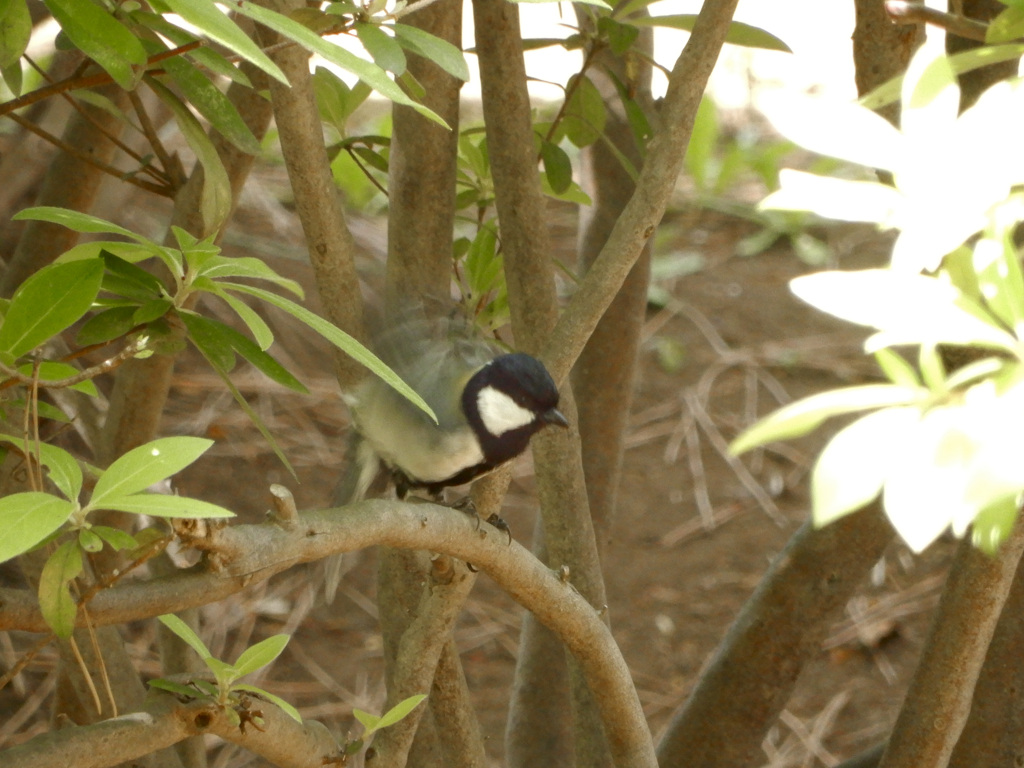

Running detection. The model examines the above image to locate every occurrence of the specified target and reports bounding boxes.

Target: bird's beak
[542,408,569,428]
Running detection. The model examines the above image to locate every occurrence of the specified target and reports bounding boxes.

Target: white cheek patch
[477,386,535,436]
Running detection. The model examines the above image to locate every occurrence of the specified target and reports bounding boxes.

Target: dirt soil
[0,190,956,767]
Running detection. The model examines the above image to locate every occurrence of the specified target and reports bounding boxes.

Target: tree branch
[2,689,341,768]
[1,499,657,768]
[542,0,741,386]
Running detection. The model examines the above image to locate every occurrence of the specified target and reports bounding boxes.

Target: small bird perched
[335,315,568,506]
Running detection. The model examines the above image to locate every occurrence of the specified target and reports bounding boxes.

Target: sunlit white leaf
[762,95,901,171]
[812,406,919,527]
[761,170,900,224]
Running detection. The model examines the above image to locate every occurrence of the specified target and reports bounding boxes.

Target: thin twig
[0,336,150,391]
[885,1,991,41]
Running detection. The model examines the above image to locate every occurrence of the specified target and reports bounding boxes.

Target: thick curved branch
[542,0,741,386]
[0,500,656,768]
[2,689,341,768]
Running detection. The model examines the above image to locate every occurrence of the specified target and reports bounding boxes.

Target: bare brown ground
[0,182,957,767]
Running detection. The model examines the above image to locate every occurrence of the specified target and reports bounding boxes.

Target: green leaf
[597,16,639,57]
[376,694,427,730]
[13,207,148,242]
[0,492,75,564]
[353,708,380,732]
[148,78,232,236]
[133,299,173,325]
[2,57,22,95]
[220,282,437,422]
[232,684,302,722]
[464,223,504,299]
[229,1,446,127]
[91,437,214,505]
[812,407,919,527]
[158,613,213,660]
[988,4,1024,43]
[43,0,146,89]
[101,250,166,302]
[0,0,31,69]
[180,312,306,392]
[0,435,83,501]
[0,259,104,361]
[233,634,289,677]
[623,15,790,52]
[210,288,274,351]
[355,22,406,75]
[78,527,103,552]
[160,0,288,84]
[77,306,139,346]
[160,56,261,155]
[685,97,719,191]
[192,255,304,297]
[730,384,924,455]
[971,496,1019,554]
[313,66,355,133]
[874,349,919,388]
[91,525,137,551]
[391,23,469,82]
[38,539,83,637]
[562,74,606,148]
[96,492,235,519]
[540,140,573,194]
[132,10,252,87]
[973,232,1024,332]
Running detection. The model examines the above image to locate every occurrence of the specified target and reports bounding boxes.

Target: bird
[335,317,569,507]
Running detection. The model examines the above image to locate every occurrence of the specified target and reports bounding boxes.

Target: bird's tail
[323,432,381,603]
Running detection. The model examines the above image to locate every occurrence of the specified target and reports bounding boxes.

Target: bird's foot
[486,513,513,546]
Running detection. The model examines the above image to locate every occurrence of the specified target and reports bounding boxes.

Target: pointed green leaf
[77,306,139,346]
[91,525,138,551]
[160,0,288,84]
[623,15,790,52]
[391,23,469,81]
[13,207,148,241]
[193,255,303,296]
[158,613,213,660]
[562,74,606,148]
[874,349,920,388]
[149,678,204,698]
[160,56,261,155]
[353,708,380,731]
[376,694,427,730]
[540,140,573,194]
[78,527,103,552]
[101,250,166,301]
[233,634,289,677]
[39,539,83,637]
[219,282,437,422]
[0,258,104,361]
[0,0,31,69]
[148,78,232,236]
[0,435,83,501]
[132,10,252,87]
[0,492,74,563]
[43,0,146,89]
[730,383,924,455]
[97,492,235,519]
[232,684,302,722]
[971,496,1019,554]
[355,22,406,75]
[213,289,274,351]
[181,312,305,392]
[91,437,214,505]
